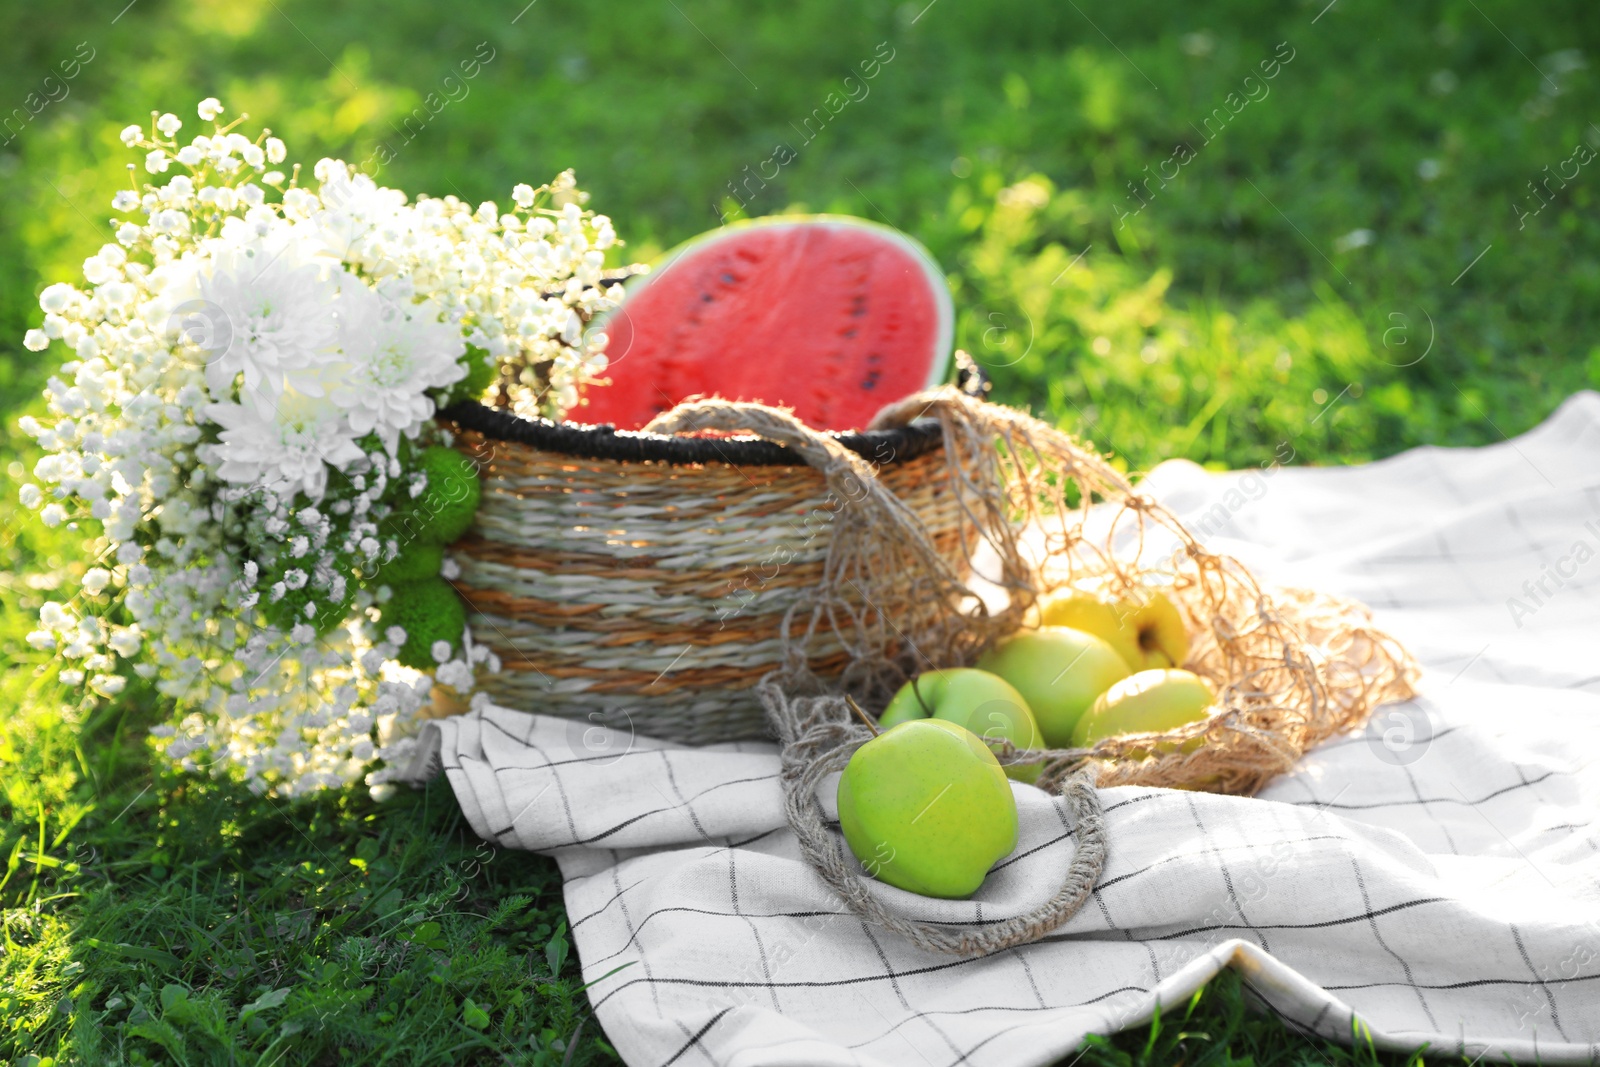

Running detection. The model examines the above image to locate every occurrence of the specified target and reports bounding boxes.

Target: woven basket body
[446,423,970,744]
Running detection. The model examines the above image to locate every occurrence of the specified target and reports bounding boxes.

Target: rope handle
[640,397,962,588]
[759,680,1108,956]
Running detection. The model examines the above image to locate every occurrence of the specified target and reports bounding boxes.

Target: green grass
[2,0,1596,1061]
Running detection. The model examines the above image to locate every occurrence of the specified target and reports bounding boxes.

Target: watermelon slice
[580,216,953,431]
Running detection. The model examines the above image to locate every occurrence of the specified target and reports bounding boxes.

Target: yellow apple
[1071,668,1216,747]
[1038,587,1190,671]
[1128,592,1189,668]
[879,668,1045,782]
[975,627,1130,746]
[1037,591,1141,668]
[1141,648,1175,670]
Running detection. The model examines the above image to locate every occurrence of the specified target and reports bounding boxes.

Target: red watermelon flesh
[580,217,953,431]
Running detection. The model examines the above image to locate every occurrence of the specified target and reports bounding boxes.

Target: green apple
[1037,591,1141,668]
[1039,588,1190,671]
[837,719,1019,898]
[879,668,1045,782]
[976,627,1130,746]
[1071,668,1216,747]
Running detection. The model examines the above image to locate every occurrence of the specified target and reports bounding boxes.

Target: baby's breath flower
[39,283,77,313]
[109,627,142,656]
[82,567,113,595]
[22,98,630,797]
[91,674,127,697]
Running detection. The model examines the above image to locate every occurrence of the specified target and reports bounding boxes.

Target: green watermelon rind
[588,213,955,398]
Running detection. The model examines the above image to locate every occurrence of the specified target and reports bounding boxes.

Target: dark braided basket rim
[437,361,989,468]
[435,400,946,468]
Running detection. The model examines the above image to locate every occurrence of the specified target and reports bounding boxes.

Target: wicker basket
[439,401,974,744]
[438,383,1416,799]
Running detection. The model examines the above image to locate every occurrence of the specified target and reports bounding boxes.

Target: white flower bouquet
[18,98,637,796]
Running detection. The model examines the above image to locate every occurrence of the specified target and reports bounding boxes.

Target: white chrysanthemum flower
[329,282,465,452]
[171,234,342,414]
[204,390,365,500]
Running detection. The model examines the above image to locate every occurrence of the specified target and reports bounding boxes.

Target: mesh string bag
[632,385,1417,953]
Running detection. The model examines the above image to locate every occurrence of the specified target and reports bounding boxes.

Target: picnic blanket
[402,391,1600,1065]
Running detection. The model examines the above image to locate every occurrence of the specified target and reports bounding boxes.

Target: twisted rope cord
[757,678,1108,956]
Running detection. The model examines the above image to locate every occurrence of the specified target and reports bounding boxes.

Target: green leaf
[545,921,569,977]
[408,920,446,950]
[128,1018,188,1060]
[82,938,181,969]
[575,961,636,994]
[373,889,404,917]
[239,986,291,1024]
[461,997,490,1030]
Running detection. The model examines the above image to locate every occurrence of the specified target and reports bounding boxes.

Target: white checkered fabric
[403,391,1600,1066]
